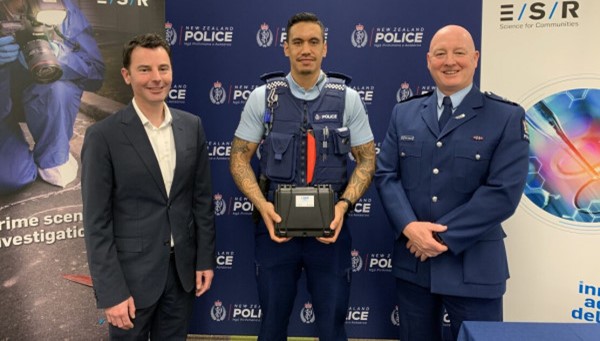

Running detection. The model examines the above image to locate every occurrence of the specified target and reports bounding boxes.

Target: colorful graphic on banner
[525,88,600,224]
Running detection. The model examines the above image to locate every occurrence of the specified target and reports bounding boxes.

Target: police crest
[391,305,400,326]
[300,302,316,324]
[351,24,368,48]
[209,81,227,105]
[210,300,227,321]
[256,23,273,48]
[165,22,177,46]
[351,249,363,272]
[213,193,227,216]
[396,81,413,102]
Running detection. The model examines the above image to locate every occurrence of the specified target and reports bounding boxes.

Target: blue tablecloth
[457,321,600,341]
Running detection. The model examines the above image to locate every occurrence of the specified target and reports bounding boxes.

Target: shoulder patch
[522,118,530,142]
[399,91,433,103]
[484,91,519,106]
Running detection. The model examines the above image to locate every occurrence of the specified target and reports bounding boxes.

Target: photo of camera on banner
[1,0,71,83]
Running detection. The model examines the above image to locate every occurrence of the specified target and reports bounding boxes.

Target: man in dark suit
[81,33,215,340]
[375,25,529,340]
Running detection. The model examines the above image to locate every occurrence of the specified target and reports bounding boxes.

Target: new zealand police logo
[391,306,400,326]
[300,302,316,324]
[256,22,273,48]
[213,193,227,216]
[209,81,227,105]
[351,23,368,48]
[396,81,414,102]
[165,22,177,46]
[210,300,227,321]
[351,249,363,272]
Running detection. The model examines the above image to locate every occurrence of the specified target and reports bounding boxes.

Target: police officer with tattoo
[229,12,375,341]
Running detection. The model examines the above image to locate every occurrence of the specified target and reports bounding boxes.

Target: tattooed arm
[318,140,376,244]
[229,137,289,242]
[342,141,376,206]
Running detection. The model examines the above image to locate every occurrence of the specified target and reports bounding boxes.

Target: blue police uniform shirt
[234,71,374,146]
[435,84,472,119]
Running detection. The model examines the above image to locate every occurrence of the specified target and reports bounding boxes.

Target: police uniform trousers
[254,221,352,341]
[395,278,503,341]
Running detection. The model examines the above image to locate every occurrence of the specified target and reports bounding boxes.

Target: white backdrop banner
[482,0,600,324]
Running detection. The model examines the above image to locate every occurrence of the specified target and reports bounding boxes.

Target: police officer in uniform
[375,25,529,340]
[230,12,375,341]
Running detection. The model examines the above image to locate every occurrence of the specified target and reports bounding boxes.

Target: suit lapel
[171,110,187,195]
[120,104,168,199]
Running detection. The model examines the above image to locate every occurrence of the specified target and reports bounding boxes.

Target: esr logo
[500,1,579,21]
[97,0,148,6]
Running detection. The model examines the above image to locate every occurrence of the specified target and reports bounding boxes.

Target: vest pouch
[264,132,296,182]
[333,127,351,155]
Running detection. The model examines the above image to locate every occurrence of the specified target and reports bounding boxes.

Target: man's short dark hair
[286,12,325,42]
[122,33,171,69]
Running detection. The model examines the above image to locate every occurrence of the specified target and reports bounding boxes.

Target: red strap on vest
[306,130,316,184]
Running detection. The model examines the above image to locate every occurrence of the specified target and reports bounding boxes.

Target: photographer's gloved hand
[0,35,20,65]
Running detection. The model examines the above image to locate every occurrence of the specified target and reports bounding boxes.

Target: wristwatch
[337,197,354,212]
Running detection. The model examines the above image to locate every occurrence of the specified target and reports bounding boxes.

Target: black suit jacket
[82,103,215,309]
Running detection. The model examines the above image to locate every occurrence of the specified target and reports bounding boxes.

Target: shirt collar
[132,98,173,128]
[436,83,473,109]
[286,71,326,100]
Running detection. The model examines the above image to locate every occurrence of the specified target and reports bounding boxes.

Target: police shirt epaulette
[399,91,433,103]
[260,71,286,82]
[326,71,352,85]
[484,91,519,106]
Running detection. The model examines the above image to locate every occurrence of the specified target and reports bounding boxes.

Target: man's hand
[317,200,347,244]
[195,270,214,297]
[0,36,19,65]
[258,201,290,243]
[105,296,136,330]
[403,221,448,261]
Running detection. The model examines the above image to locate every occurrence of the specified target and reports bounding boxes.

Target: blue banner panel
[166,1,481,337]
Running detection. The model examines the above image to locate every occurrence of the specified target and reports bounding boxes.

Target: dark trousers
[396,278,503,341]
[108,254,195,340]
[255,224,352,341]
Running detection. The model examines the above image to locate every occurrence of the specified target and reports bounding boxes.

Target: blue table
[457,321,600,341]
